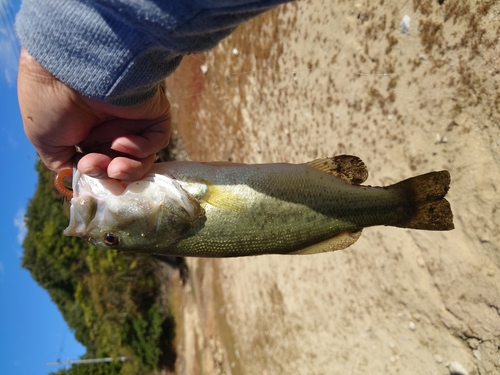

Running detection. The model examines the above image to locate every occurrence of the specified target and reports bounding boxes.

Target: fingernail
[83,166,106,178]
[110,170,131,180]
[110,140,128,153]
[110,141,120,151]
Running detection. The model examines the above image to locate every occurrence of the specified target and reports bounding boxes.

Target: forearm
[16,0,292,106]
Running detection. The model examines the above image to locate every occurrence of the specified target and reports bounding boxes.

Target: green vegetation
[23,161,177,375]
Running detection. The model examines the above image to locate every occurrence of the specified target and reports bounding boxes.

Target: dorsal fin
[306,155,368,185]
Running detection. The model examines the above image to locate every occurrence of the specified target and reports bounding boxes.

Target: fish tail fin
[391,170,454,231]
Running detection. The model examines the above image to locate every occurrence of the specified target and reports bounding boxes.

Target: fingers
[76,115,170,180]
[110,131,170,159]
[77,153,113,178]
[77,88,172,179]
[33,144,76,172]
[107,154,157,180]
[42,148,76,172]
[78,152,156,180]
[78,117,170,159]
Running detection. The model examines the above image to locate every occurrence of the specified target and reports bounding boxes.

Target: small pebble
[232,47,239,56]
[435,133,448,144]
[448,361,469,375]
[200,64,208,74]
[400,15,411,34]
[408,321,416,331]
[434,354,443,363]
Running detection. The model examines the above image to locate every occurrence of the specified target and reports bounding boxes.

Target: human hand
[17,48,171,180]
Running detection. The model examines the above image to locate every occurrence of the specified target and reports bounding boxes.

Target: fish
[57,155,454,257]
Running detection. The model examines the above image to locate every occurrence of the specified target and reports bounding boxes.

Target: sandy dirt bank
[164,1,500,374]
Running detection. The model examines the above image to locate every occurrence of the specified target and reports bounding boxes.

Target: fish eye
[103,232,120,246]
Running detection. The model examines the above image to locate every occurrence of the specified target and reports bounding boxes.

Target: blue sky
[0,1,86,374]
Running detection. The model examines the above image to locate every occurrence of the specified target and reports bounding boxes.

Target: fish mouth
[63,166,128,238]
[64,167,85,237]
[63,168,99,237]
[63,200,88,237]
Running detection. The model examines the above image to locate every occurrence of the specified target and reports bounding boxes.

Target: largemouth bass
[58,155,454,257]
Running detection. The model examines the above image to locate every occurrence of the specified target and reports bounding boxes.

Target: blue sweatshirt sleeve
[15,0,292,106]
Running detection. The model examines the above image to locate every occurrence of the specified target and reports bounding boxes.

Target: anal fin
[292,230,363,255]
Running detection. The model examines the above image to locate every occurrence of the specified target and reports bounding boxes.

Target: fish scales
[159,162,412,256]
[60,155,454,257]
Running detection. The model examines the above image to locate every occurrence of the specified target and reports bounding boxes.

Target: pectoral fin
[306,155,368,185]
[292,230,362,254]
[202,183,248,213]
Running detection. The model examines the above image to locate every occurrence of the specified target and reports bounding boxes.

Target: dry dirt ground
[163,1,500,374]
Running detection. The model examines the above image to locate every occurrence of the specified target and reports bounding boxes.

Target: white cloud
[13,208,27,245]
[1,126,18,148]
[0,0,20,86]
[4,64,16,86]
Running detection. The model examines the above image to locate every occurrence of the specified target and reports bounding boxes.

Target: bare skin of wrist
[17,47,172,180]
